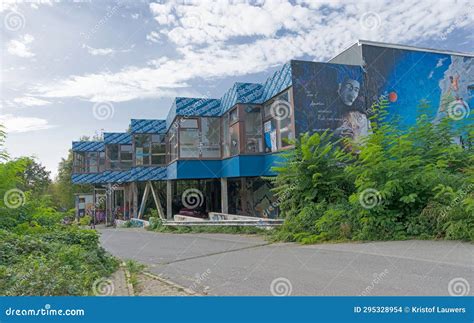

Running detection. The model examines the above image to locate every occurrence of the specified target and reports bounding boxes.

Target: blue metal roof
[103,132,132,144]
[72,141,105,152]
[220,82,263,114]
[130,119,166,134]
[100,170,133,183]
[260,62,292,103]
[132,166,167,181]
[72,166,167,184]
[166,97,222,129]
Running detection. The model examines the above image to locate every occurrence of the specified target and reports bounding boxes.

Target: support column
[132,182,138,219]
[221,177,228,214]
[166,180,172,220]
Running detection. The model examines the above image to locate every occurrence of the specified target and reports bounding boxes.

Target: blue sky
[1,0,473,177]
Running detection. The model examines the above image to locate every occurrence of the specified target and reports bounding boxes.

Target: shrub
[272,101,473,243]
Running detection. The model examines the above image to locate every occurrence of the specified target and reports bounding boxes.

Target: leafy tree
[18,157,51,195]
[50,150,92,211]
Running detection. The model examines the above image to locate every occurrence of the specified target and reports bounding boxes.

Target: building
[71,40,473,222]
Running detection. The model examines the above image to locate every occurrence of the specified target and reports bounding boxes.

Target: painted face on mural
[338,79,360,106]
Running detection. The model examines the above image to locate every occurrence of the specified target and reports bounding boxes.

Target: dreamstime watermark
[439,6,473,40]
[359,188,382,209]
[92,278,114,296]
[263,183,296,218]
[4,189,26,209]
[270,277,293,296]
[439,183,473,218]
[270,100,292,121]
[448,277,470,296]
[7,268,35,296]
[188,268,211,293]
[359,12,381,31]
[92,102,115,120]
[182,188,204,209]
[447,100,470,121]
[80,2,122,40]
[4,10,25,31]
[360,269,389,296]
[5,304,85,317]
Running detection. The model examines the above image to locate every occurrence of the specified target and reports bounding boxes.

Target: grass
[124,259,146,292]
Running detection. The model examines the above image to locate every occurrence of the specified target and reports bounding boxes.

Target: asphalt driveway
[99,228,473,296]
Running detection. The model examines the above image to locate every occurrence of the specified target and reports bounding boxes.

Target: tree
[18,157,51,194]
[0,125,8,161]
[51,149,92,211]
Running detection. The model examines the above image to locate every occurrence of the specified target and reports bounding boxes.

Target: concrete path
[99,228,474,296]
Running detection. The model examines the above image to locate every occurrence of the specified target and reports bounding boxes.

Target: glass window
[278,115,293,148]
[151,134,166,165]
[86,152,98,173]
[120,145,133,169]
[263,89,294,151]
[179,128,199,158]
[230,123,240,156]
[243,106,263,153]
[169,124,178,162]
[134,134,151,166]
[264,120,277,153]
[180,118,198,128]
[201,118,221,158]
[107,144,120,169]
[99,152,105,172]
[222,115,230,158]
[229,108,239,124]
[73,152,85,173]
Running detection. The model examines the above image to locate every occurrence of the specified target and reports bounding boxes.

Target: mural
[363,46,473,133]
[291,61,368,142]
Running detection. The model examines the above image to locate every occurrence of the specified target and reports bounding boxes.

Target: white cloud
[7,34,35,58]
[29,0,474,103]
[82,44,134,56]
[0,114,55,133]
[83,45,115,56]
[146,31,161,43]
[13,96,51,107]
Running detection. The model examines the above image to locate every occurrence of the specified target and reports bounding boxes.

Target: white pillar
[166,180,173,219]
[221,178,228,214]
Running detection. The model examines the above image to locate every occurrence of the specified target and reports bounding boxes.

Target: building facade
[71,41,473,222]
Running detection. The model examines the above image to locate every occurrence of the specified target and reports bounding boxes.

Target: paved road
[99,228,473,296]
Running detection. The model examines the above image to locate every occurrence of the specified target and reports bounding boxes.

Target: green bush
[272,101,473,243]
[0,228,118,296]
[79,215,92,226]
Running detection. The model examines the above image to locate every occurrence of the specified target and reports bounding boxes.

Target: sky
[1,0,473,178]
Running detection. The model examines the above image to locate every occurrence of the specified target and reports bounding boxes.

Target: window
[168,123,178,162]
[230,123,240,156]
[229,108,239,124]
[99,152,105,172]
[222,115,230,158]
[86,151,98,173]
[134,134,151,166]
[179,128,199,158]
[106,144,133,170]
[180,118,198,128]
[243,105,263,153]
[73,152,85,173]
[135,134,166,166]
[201,118,221,158]
[120,145,133,169]
[151,134,166,164]
[263,89,294,152]
[107,144,120,169]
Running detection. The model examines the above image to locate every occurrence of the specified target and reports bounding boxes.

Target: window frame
[262,88,296,153]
